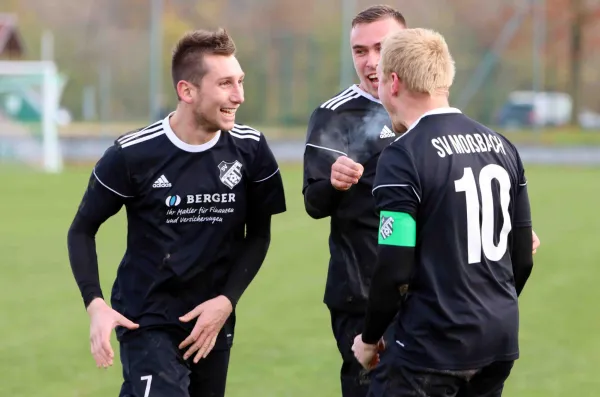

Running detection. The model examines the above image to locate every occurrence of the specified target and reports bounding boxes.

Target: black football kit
[68,114,286,397]
[302,84,399,396]
[362,108,534,397]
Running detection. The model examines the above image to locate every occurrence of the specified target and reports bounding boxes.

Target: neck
[169,105,219,146]
[395,92,450,131]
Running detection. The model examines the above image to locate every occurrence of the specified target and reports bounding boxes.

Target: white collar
[395,107,462,141]
[350,84,382,104]
[162,111,221,153]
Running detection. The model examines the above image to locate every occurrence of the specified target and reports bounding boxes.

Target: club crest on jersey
[218,160,243,189]
[379,215,394,240]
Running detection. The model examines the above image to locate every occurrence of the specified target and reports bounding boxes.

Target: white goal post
[0,60,62,173]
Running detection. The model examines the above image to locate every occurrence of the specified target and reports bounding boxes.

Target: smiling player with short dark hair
[67,28,286,397]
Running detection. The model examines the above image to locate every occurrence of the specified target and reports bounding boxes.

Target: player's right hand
[87,298,139,368]
[331,156,364,191]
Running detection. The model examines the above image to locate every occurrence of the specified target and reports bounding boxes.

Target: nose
[366,50,379,70]
[231,84,244,104]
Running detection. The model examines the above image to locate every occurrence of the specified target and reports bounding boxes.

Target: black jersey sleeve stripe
[229,131,260,141]
[372,184,421,202]
[93,169,134,198]
[305,143,348,157]
[320,87,353,108]
[232,125,261,136]
[329,93,361,110]
[253,168,279,183]
[119,125,164,144]
[117,120,162,142]
[121,130,165,148]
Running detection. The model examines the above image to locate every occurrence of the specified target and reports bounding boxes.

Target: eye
[220,81,231,87]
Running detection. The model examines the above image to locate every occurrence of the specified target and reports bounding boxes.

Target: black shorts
[118,328,230,397]
[368,354,514,397]
[330,309,395,397]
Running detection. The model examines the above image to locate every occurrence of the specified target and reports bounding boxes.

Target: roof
[0,14,25,57]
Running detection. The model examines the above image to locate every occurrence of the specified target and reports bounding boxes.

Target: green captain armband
[378,211,416,247]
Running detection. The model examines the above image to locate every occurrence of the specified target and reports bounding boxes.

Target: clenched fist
[331,156,364,191]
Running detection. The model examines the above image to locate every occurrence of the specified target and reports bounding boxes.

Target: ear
[390,72,402,97]
[176,81,195,104]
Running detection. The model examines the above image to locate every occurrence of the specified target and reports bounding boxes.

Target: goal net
[0,60,63,173]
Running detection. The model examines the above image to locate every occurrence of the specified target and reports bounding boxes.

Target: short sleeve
[513,152,532,228]
[372,144,421,217]
[92,144,135,199]
[303,108,348,191]
[247,135,286,216]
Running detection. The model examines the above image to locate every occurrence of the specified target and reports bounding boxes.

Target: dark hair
[351,4,407,27]
[171,28,236,93]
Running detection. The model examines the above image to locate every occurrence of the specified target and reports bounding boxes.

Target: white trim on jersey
[230,131,260,141]
[119,125,163,145]
[320,87,353,109]
[322,91,356,109]
[329,93,361,110]
[305,143,348,157]
[162,111,221,152]
[232,124,261,136]
[350,84,382,104]
[93,169,134,198]
[117,120,162,144]
[395,107,463,142]
[121,130,166,148]
[519,181,528,186]
[253,168,279,183]
[230,125,261,142]
[372,184,421,203]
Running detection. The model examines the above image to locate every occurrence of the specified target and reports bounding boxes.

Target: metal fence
[3,0,600,131]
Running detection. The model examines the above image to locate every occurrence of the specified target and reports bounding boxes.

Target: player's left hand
[532,230,540,254]
[351,334,384,371]
[179,295,233,363]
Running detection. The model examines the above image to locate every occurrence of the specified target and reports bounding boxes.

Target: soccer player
[67,28,286,397]
[302,5,540,396]
[302,6,408,396]
[351,28,534,397]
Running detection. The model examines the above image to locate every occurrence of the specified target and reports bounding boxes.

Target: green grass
[0,163,599,396]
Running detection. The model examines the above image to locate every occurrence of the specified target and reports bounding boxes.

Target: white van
[495,91,573,128]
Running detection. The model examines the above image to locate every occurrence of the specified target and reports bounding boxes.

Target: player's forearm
[362,245,414,344]
[362,245,415,344]
[511,226,534,296]
[221,216,272,308]
[67,213,104,308]
[303,180,342,219]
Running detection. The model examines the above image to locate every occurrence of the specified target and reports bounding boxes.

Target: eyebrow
[219,74,245,80]
[352,43,382,50]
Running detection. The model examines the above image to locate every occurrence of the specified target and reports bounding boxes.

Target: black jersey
[85,115,286,344]
[373,108,532,369]
[302,85,398,313]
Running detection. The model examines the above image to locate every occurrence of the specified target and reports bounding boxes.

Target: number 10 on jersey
[454,164,512,264]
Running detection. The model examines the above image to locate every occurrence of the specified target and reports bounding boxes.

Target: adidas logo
[380,126,395,139]
[152,175,172,188]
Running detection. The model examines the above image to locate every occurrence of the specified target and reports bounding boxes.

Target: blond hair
[380,28,455,95]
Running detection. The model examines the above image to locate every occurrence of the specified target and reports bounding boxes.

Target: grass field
[1,162,599,396]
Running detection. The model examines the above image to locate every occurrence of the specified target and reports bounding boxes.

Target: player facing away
[302,5,540,397]
[351,28,535,397]
[67,29,286,397]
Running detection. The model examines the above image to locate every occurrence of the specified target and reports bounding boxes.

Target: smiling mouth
[368,73,379,84]
[221,108,236,116]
